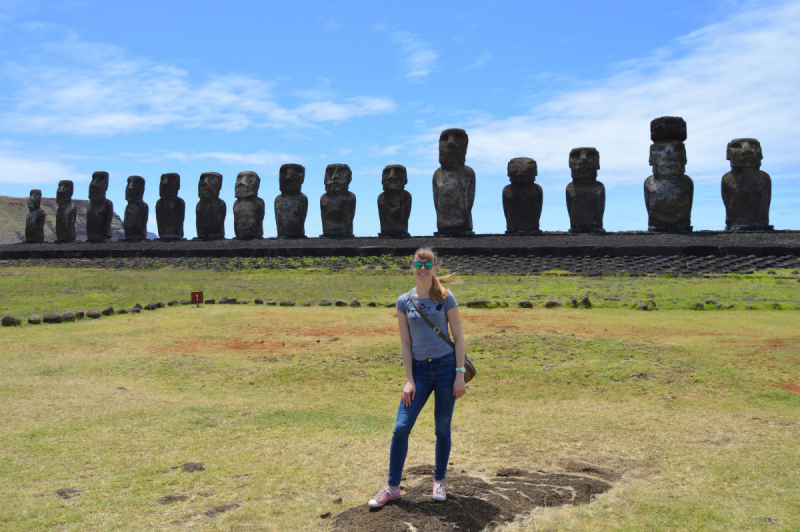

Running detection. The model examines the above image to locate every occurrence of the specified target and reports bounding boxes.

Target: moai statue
[566,147,605,233]
[25,189,45,243]
[195,172,226,240]
[123,176,148,241]
[233,171,265,239]
[320,164,356,238]
[433,128,475,236]
[722,138,772,231]
[274,164,308,238]
[55,180,76,242]
[502,158,543,234]
[644,116,693,232]
[156,173,185,240]
[378,164,411,237]
[86,171,114,242]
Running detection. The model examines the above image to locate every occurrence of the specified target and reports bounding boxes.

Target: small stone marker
[43,312,63,324]
[2,316,20,326]
[28,315,41,325]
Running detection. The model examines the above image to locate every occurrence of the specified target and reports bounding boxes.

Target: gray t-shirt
[397,290,458,360]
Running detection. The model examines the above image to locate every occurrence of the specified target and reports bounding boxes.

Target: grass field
[1,267,799,531]
[1,265,799,317]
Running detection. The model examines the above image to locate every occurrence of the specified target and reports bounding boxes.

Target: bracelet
[455,367,466,373]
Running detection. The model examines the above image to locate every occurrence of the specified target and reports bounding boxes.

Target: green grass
[0,265,798,318]
[0,268,799,530]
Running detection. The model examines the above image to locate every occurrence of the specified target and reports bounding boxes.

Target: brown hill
[0,195,127,244]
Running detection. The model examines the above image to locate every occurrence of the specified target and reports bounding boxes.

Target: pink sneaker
[368,487,401,508]
[433,480,447,501]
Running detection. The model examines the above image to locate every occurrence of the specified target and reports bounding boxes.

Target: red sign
[191,292,204,304]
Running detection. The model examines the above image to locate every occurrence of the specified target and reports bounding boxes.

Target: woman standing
[368,248,467,507]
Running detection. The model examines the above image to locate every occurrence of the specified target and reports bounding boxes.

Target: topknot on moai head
[28,189,42,210]
[726,138,763,168]
[126,175,145,201]
[279,164,305,194]
[56,180,74,203]
[650,116,687,142]
[235,171,261,199]
[198,172,223,199]
[324,164,352,194]
[507,157,537,184]
[382,164,407,192]
[569,147,600,181]
[159,173,181,199]
[439,128,469,168]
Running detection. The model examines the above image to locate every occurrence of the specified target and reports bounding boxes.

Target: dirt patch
[460,313,677,342]
[181,462,205,472]
[742,337,800,358]
[777,379,800,395]
[559,460,622,481]
[204,502,240,517]
[158,494,189,505]
[55,488,81,499]
[154,337,316,355]
[332,465,612,532]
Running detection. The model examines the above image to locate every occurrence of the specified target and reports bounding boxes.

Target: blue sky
[0,0,798,237]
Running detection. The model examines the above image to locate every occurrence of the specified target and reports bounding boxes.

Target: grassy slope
[0,269,798,531]
[0,198,27,244]
[0,196,125,244]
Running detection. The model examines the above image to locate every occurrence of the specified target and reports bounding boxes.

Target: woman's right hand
[402,381,416,407]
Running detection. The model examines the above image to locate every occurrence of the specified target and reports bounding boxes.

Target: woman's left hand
[453,372,466,399]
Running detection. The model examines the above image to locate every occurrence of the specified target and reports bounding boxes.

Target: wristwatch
[455,367,466,373]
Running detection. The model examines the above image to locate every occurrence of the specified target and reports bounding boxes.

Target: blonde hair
[414,248,459,302]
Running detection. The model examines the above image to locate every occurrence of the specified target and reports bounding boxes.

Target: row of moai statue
[24,116,772,242]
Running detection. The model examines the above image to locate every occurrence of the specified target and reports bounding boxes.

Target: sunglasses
[412,261,434,270]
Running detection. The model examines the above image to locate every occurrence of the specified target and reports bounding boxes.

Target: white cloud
[155,150,302,167]
[446,0,800,188]
[392,31,438,81]
[295,97,397,122]
[372,144,403,157]
[1,34,396,135]
[467,52,491,70]
[0,151,85,184]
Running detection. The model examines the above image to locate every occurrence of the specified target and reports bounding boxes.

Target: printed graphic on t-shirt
[406,299,443,320]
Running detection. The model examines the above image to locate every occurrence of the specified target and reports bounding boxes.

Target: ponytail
[414,248,460,302]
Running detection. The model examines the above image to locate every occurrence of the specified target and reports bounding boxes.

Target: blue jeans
[388,352,457,486]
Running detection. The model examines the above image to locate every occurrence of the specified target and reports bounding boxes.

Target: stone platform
[1,231,799,261]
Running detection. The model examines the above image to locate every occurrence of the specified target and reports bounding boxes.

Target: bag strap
[407,290,456,350]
